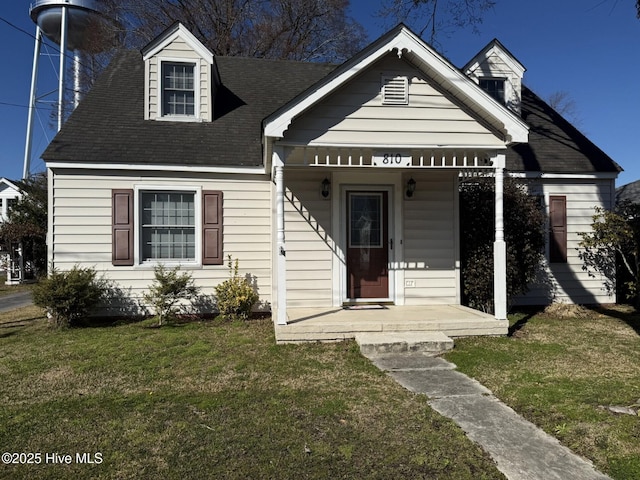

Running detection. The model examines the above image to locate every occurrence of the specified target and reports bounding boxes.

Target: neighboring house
[41,23,620,340]
[0,177,23,277]
[616,180,640,205]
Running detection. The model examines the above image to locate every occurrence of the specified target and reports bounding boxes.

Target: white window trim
[133,185,202,268]
[156,57,201,121]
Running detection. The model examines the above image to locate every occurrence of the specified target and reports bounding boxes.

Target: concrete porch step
[355,331,454,356]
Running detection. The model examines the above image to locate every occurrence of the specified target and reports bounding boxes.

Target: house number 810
[382,153,403,164]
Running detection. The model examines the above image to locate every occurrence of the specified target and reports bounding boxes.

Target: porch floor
[275,304,508,343]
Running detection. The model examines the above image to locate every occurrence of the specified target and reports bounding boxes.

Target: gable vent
[381,75,409,105]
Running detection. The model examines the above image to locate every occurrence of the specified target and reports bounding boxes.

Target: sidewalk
[364,352,611,480]
[0,290,34,313]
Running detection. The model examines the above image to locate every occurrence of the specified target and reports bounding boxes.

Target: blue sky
[0,1,638,185]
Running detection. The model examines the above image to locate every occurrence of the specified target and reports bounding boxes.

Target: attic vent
[381,75,408,105]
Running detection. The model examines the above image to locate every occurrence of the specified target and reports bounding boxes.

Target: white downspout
[273,147,287,325]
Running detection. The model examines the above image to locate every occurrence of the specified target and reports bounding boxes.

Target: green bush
[460,177,546,313]
[214,256,259,321]
[32,265,108,327]
[142,265,200,326]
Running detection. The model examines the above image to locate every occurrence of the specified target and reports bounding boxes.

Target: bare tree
[378,0,496,47]
[108,0,366,63]
[547,90,583,129]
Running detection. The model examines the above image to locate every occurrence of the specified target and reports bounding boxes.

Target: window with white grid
[162,62,195,116]
[141,192,195,261]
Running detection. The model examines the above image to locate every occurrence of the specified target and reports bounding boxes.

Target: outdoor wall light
[406,177,416,198]
[321,177,331,199]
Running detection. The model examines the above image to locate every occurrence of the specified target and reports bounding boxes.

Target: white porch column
[273,147,287,325]
[493,153,507,320]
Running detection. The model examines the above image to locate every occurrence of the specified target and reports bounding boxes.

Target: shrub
[214,256,258,321]
[460,177,546,313]
[32,265,108,327]
[142,265,200,326]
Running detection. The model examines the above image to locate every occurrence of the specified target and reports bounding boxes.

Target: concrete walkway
[365,352,611,480]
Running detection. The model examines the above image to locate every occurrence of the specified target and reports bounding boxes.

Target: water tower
[24,0,114,179]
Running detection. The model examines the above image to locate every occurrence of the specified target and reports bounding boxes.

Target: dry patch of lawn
[446,306,640,480]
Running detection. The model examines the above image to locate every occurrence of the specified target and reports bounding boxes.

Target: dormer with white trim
[464,39,526,115]
[141,23,218,122]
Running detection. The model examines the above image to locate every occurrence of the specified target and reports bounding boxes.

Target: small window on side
[479,78,505,105]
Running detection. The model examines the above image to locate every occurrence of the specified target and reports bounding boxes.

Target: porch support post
[273,147,287,325]
[493,153,507,320]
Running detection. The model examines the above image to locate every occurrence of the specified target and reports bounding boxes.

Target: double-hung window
[112,189,223,267]
[141,192,196,262]
[162,62,195,117]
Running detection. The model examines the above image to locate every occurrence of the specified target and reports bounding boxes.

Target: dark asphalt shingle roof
[507,87,620,173]
[616,180,640,204]
[43,50,336,167]
[43,49,620,174]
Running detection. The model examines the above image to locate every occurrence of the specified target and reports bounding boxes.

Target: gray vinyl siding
[402,171,458,304]
[282,54,504,148]
[50,171,271,312]
[514,178,615,306]
[284,170,333,307]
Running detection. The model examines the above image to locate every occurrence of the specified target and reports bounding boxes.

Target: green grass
[0,307,505,480]
[444,306,640,480]
[0,272,33,297]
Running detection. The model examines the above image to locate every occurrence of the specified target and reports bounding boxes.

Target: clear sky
[0,1,638,185]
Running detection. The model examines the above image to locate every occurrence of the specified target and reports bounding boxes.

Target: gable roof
[463,38,526,79]
[265,24,529,145]
[141,22,214,64]
[0,178,21,194]
[42,26,619,175]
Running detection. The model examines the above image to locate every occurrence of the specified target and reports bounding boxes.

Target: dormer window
[162,62,195,117]
[479,78,505,105]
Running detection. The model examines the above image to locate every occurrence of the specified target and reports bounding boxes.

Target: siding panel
[52,172,272,312]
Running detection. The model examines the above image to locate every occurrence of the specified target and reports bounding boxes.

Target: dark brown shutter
[112,189,134,266]
[549,195,567,263]
[203,191,223,265]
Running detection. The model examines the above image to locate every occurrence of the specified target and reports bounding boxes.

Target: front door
[346,191,389,299]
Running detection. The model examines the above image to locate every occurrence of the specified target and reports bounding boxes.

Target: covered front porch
[275,304,507,343]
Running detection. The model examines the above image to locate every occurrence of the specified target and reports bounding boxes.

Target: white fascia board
[276,140,507,150]
[463,39,526,77]
[403,40,529,144]
[0,178,22,194]
[264,26,528,144]
[46,162,266,175]
[507,171,619,180]
[142,23,214,64]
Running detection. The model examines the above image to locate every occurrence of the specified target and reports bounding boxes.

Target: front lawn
[445,306,640,480]
[0,307,504,480]
[0,272,33,297]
